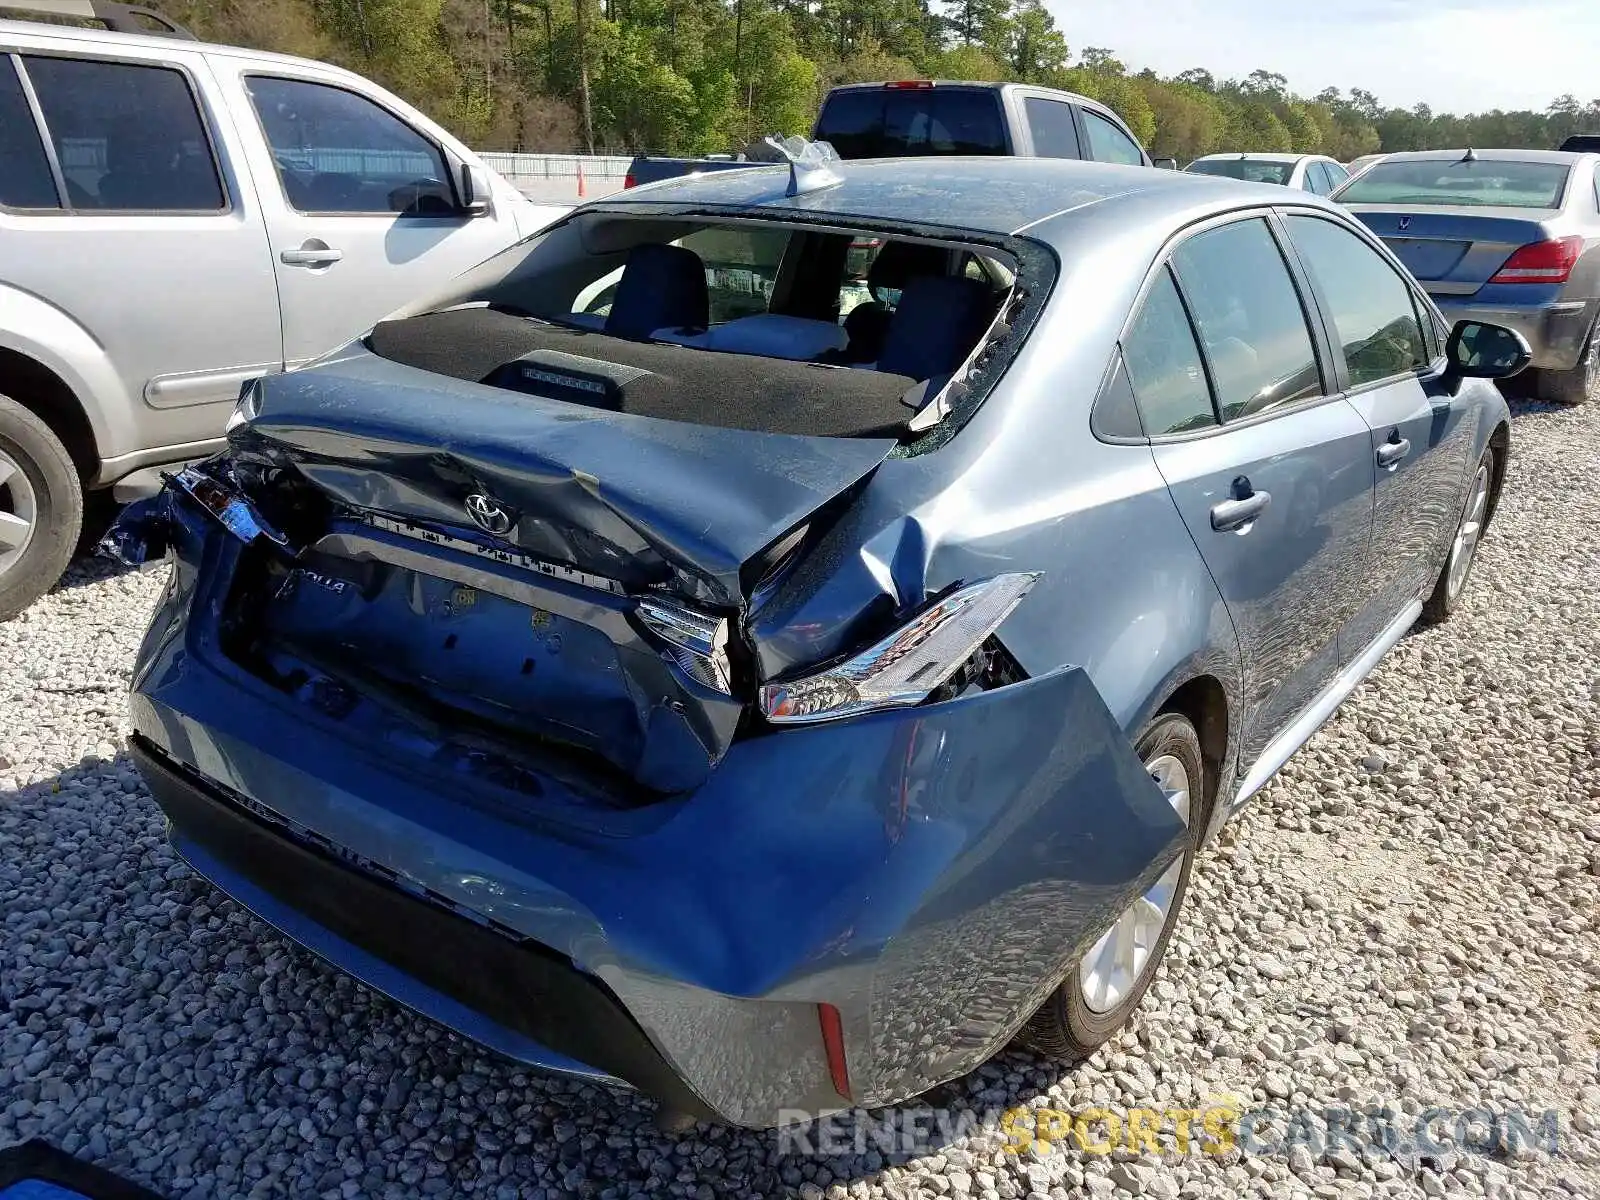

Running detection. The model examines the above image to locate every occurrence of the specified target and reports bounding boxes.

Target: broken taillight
[759,573,1038,724]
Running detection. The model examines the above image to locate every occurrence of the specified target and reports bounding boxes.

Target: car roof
[0,15,367,75]
[1372,148,1594,165]
[1191,153,1311,164]
[821,80,1106,113]
[591,156,1326,237]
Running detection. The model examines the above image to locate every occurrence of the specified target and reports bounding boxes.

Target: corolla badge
[1398,215,1412,231]
[464,491,515,536]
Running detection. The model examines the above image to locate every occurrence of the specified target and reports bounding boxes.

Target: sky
[1043,0,1600,114]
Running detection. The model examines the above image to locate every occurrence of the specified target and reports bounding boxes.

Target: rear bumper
[126,507,1187,1126]
[133,737,716,1119]
[1433,296,1598,372]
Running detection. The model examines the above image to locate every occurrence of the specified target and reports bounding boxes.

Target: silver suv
[0,1,563,617]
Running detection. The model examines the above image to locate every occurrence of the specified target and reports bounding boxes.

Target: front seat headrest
[867,241,951,298]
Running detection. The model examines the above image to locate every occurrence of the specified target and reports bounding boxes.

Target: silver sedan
[1333,148,1600,404]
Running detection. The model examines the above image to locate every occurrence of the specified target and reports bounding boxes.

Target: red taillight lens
[817,1003,852,1099]
[1489,235,1584,284]
[623,173,636,189]
[884,79,934,89]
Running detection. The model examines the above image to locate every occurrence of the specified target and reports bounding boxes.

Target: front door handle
[1210,489,1272,532]
[280,246,344,267]
[1376,436,1411,469]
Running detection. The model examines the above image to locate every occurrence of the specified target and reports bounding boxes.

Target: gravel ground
[2,398,1598,1200]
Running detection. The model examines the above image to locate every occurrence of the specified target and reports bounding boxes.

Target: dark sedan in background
[1333,148,1600,404]
[108,156,1522,1127]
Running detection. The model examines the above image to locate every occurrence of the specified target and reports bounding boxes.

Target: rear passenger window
[1082,109,1143,166]
[247,76,452,215]
[1172,218,1323,421]
[677,226,790,324]
[1285,215,1428,386]
[23,56,224,212]
[1025,98,1079,158]
[1304,162,1332,195]
[1122,267,1217,435]
[0,57,59,208]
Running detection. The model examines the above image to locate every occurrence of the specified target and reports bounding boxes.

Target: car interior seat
[605,243,711,340]
[876,274,995,383]
[835,241,953,363]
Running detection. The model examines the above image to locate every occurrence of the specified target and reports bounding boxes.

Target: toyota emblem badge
[465,491,515,536]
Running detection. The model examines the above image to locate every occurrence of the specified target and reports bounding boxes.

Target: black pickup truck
[623,79,1168,188]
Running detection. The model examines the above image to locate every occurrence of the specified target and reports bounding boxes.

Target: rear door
[1281,211,1470,653]
[0,44,282,453]
[1021,94,1082,159]
[214,64,522,367]
[1130,215,1375,770]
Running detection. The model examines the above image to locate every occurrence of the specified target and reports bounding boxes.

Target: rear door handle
[280,247,343,267]
[1210,490,1271,532]
[1376,436,1411,468]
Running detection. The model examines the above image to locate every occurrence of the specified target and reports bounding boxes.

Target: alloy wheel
[0,448,37,578]
[1446,463,1490,601]
[1078,753,1190,1013]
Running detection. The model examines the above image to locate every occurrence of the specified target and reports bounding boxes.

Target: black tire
[1421,444,1495,625]
[1016,712,1204,1060]
[1534,318,1598,405]
[0,394,82,622]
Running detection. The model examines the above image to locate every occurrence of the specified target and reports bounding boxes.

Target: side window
[1172,218,1323,421]
[1304,162,1332,195]
[1082,109,1143,166]
[1122,266,1217,435]
[1324,161,1350,190]
[676,226,790,324]
[1024,98,1080,158]
[22,56,224,212]
[246,76,452,215]
[0,57,59,208]
[839,237,882,319]
[1285,215,1429,387]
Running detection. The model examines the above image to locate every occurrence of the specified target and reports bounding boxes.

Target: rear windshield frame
[371,204,1056,450]
[1334,158,1572,209]
[1186,158,1294,186]
[814,86,1011,160]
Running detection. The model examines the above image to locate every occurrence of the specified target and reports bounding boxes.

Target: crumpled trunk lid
[206,351,894,797]
[237,352,897,608]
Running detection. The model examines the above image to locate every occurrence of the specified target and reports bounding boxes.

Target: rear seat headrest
[605,243,710,340]
[876,275,994,382]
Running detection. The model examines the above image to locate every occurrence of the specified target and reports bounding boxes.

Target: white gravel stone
[2,396,1598,1200]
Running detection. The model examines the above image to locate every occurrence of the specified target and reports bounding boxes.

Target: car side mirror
[1441,320,1531,392]
[1152,157,1178,170]
[457,162,492,216]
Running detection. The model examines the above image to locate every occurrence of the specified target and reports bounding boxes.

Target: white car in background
[0,0,564,618]
[1185,153,1351,195]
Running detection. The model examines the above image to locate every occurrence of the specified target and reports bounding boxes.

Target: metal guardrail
[479,152,633,182]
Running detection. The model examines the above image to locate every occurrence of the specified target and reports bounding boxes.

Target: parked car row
[1181,146,1600,406]
[0,0,1564,1141]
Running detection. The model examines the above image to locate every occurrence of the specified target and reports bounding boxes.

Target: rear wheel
[0,394,82,622]
[1016,712,1203,1059]
[1421,445,1494,625]
[1535,319,1598,405]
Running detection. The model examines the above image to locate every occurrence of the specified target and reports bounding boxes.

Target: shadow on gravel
[1,748,1087,1199]
[46,551,139,598]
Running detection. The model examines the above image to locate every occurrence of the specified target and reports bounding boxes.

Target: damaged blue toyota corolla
[109,155,1522,1128]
